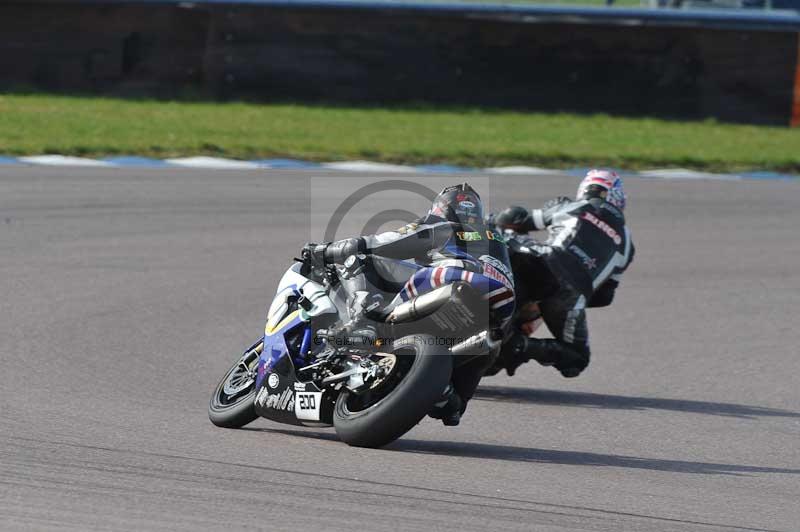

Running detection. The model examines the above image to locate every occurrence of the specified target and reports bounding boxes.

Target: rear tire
[333,334,452,448]
[209,349,259,429]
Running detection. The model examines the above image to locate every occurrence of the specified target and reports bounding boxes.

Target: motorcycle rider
[302,183,514,426]
[489,169,634,378]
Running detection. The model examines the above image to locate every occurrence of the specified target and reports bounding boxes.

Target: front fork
[243,339,264,379]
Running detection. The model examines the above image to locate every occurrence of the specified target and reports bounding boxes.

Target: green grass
[2,93,800,173]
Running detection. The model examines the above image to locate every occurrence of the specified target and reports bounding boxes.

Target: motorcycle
[208,245,513,448]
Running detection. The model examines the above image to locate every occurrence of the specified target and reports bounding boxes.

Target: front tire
[208,346,260,428]
[333,334,452,448]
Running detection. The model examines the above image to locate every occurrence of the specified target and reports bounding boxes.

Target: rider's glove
[495,206,535,233]
[301,242,328,269]
[523,197,572,231]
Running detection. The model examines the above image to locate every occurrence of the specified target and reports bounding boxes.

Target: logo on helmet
[429,183,485,224]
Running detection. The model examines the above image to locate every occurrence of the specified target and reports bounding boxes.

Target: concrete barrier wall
[2,1,799,125]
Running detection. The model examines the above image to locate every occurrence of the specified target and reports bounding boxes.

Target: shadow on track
[241,427,340,441]
[388,439,800,477]
[242,428,800,477]
[474,385,800,420]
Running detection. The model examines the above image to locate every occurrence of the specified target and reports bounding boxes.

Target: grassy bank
[2,93,799,173]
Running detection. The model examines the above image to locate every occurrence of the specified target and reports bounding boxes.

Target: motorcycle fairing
[256,261,323,390]
[256,310,304,390]
[254,266,334,426]
[254,352,302,426]
[254,322,334,426]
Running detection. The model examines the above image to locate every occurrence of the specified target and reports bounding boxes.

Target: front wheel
[208,343,261,428]
[333,334,452,448]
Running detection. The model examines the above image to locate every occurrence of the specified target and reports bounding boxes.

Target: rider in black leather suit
[490,170,635,378]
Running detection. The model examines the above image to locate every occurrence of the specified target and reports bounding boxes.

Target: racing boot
[501,334,537,376]
[428,385,462,426]
[503,334,588,378]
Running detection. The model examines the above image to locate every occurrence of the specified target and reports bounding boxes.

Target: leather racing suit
[496,196,634,377]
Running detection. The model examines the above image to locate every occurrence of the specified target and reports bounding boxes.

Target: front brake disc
[369,353,397,390]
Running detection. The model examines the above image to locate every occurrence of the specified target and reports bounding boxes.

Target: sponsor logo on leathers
[479,254,514,288]
[581,212,622,245]
[569,244,598,270]
[456,231,482,241]
[485,230,505,242]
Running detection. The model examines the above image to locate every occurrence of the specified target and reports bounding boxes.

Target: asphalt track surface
[1,166,799,532]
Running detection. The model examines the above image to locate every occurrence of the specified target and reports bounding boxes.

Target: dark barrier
[2,0,799,125]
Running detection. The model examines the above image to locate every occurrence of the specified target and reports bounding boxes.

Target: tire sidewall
[333,334,452,448]
[208,358,258,429]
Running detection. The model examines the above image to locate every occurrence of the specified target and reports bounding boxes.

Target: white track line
[322,161,419,172]
[19,155,114,167]
[485,166,563,175]
[639,168,741,180]
[7,154,792,181]
[165,157,261,170]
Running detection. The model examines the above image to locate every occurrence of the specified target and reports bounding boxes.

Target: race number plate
[294,391,323,421]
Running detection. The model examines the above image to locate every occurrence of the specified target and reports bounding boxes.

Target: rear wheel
[208,344,261,428]
[333,334,452,448]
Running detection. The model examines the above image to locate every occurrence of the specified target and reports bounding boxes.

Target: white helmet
[577,169,626,210]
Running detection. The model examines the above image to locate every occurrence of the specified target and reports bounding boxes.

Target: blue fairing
[256,311,305,389]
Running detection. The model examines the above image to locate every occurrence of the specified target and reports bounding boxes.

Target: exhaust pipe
[450,330,502,358]
[387,284,456,324]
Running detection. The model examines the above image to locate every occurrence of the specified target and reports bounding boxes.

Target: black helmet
[428,183,484,225]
